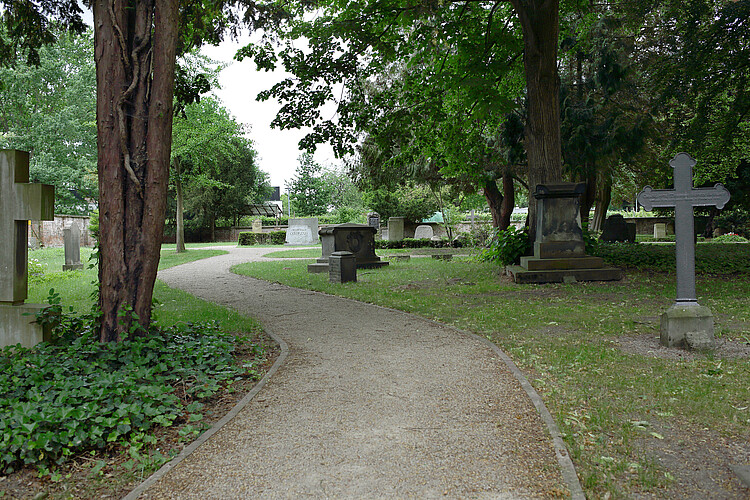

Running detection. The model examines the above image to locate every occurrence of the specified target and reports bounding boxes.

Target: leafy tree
[286,153,333,216]
[362,185,437,224]
[0,28,97,214]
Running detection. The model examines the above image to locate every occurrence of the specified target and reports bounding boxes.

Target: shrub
[592,242,750,274]
[715,208,749,237]
[711,233,749,243]
[238,231,287,246]
[477,226,529,266]
[374,238,451,249]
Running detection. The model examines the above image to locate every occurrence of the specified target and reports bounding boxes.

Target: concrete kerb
[123,327,290,500]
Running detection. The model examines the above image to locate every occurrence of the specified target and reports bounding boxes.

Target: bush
[592,242,750,274]
[477,226,529,266]
[0,310,257,473]
[375,238,451,249]
[238,231,286,246]
[710,233,749,243]
[715,208,749,237]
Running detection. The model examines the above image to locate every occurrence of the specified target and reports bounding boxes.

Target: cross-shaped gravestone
[637,152,730,349]
[1,150,54,348]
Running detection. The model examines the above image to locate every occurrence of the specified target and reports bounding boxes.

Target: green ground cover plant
[233,247,750,498]
[237,231,286,245]
[1,245,270,498]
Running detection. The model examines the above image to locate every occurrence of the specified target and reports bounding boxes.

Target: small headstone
[328,251,356,283]
[285,218,319,245]
[252,219,263,233]
[414,225,434,240]
[388,217,405,242]
[62,223,84,271]
[654,223,667,239]
[600,214,635,243]
[367,212,380,229]
[638,153,730,349]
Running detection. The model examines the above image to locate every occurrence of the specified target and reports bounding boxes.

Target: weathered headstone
[414,224,434,240]
[285,217,319,245]
[387,217,405,242]
[653,223,667,240]
[1,150,54,348]
[308,223,388,273]
[62,223,84,271]
[508,183,621,283]
[637,152,730,349]
[251,219,263,233]
[329,251,356,283]
[367,212,380,230]
[600,214,635,243]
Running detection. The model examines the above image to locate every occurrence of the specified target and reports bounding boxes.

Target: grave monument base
[0,303,52,348]
[63,263,84,271]
[660,303,715,350]
[308,223,389,273]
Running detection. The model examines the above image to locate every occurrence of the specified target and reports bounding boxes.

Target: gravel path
[128,246,580,499]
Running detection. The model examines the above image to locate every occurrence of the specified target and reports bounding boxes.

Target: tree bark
[499,172,515,230]
[93,0,179,341]
[483,179,503,229]
[174,156,186,253]
[579,171,597,227]
[591,176,612,233]
[510,0,563,242]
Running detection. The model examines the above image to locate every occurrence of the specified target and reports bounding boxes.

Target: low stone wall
[30,215,94,248]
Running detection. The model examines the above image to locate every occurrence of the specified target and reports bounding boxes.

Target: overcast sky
[200,35,340,191]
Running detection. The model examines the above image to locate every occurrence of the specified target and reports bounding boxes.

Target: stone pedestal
[508,183,622,284]
[308,223,389,273]
[329,251,357,283]
[0,303,52,348]
[388,217,405,242]
[661,304,715,350]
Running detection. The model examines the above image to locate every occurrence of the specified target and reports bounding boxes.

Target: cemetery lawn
[235,248,750,498]
[1,245,278,499]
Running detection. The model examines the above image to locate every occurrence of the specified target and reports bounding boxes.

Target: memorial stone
[600,214,636,243]
[329,251,357,283]
[0,150,54,348]
[637,153,730,349]
[653,223,667,240]
[367,212,380,230]
[308,223,388,273]
[252,219,263,233]
[414,225,434,240]
[63,223,84,271]
[285,218,319,245]
[388,217,405,242]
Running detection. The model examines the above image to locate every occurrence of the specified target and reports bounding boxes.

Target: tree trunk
[499,172,515,230]
[93,0,179,342]
[579,170,597,227]
[511,0,563,242]
[703,207,719,238]
[591,176,612,233]
[174,157,186,253]
[483,179,503,229]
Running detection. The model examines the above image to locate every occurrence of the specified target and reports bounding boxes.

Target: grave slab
[414,225,434,240]
[63,223,84,271]
[387,217,405,242]
[285,218,318,245]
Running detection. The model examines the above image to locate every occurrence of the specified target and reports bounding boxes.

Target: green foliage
[237,231,286,246]
[363,185,438,224]
[0,305,255,472]
[477,226,529,266]
[592,243,750,275]
[711,234,749,243]
[715,208,749,238]
[286,153,333,217]
[375,238,451,249]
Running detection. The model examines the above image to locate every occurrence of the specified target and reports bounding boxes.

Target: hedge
[238,231,286,246]
[375,238,452,249]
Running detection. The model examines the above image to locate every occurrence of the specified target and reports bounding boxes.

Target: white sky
[200,35,340,191]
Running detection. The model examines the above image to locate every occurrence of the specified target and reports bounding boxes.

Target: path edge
[123,326,289,500]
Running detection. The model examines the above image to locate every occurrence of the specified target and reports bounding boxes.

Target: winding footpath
[127,246,583,499]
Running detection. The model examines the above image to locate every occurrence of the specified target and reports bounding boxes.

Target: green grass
[232,252,750,498]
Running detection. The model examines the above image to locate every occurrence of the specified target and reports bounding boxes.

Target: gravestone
[308,223,388,273]
[285,218,318,245]
[638,153,730,350]
[252,219,263,233]
[367,212,380,230]
[329,251,356,283]
[653,223,667,239]
[600,214,636,243]
[62,223,84,271]
[1,150,54,348]
[508,183,621,283]
[387,217,405,242]
[414,225,434,240]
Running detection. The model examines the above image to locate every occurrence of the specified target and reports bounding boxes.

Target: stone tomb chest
[308,223,388,273]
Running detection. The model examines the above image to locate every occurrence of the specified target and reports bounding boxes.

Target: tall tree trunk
[174,157,186,253]
[483,179,503,229]
[579,170,597,227]
[499,173,515,230]
[93,0,179,342]
[511,0,563,242]
[591,176,612,233]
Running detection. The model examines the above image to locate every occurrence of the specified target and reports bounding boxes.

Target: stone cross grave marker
[637,152,730,349]
[1,150,55,348]
[63,223,84,271]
